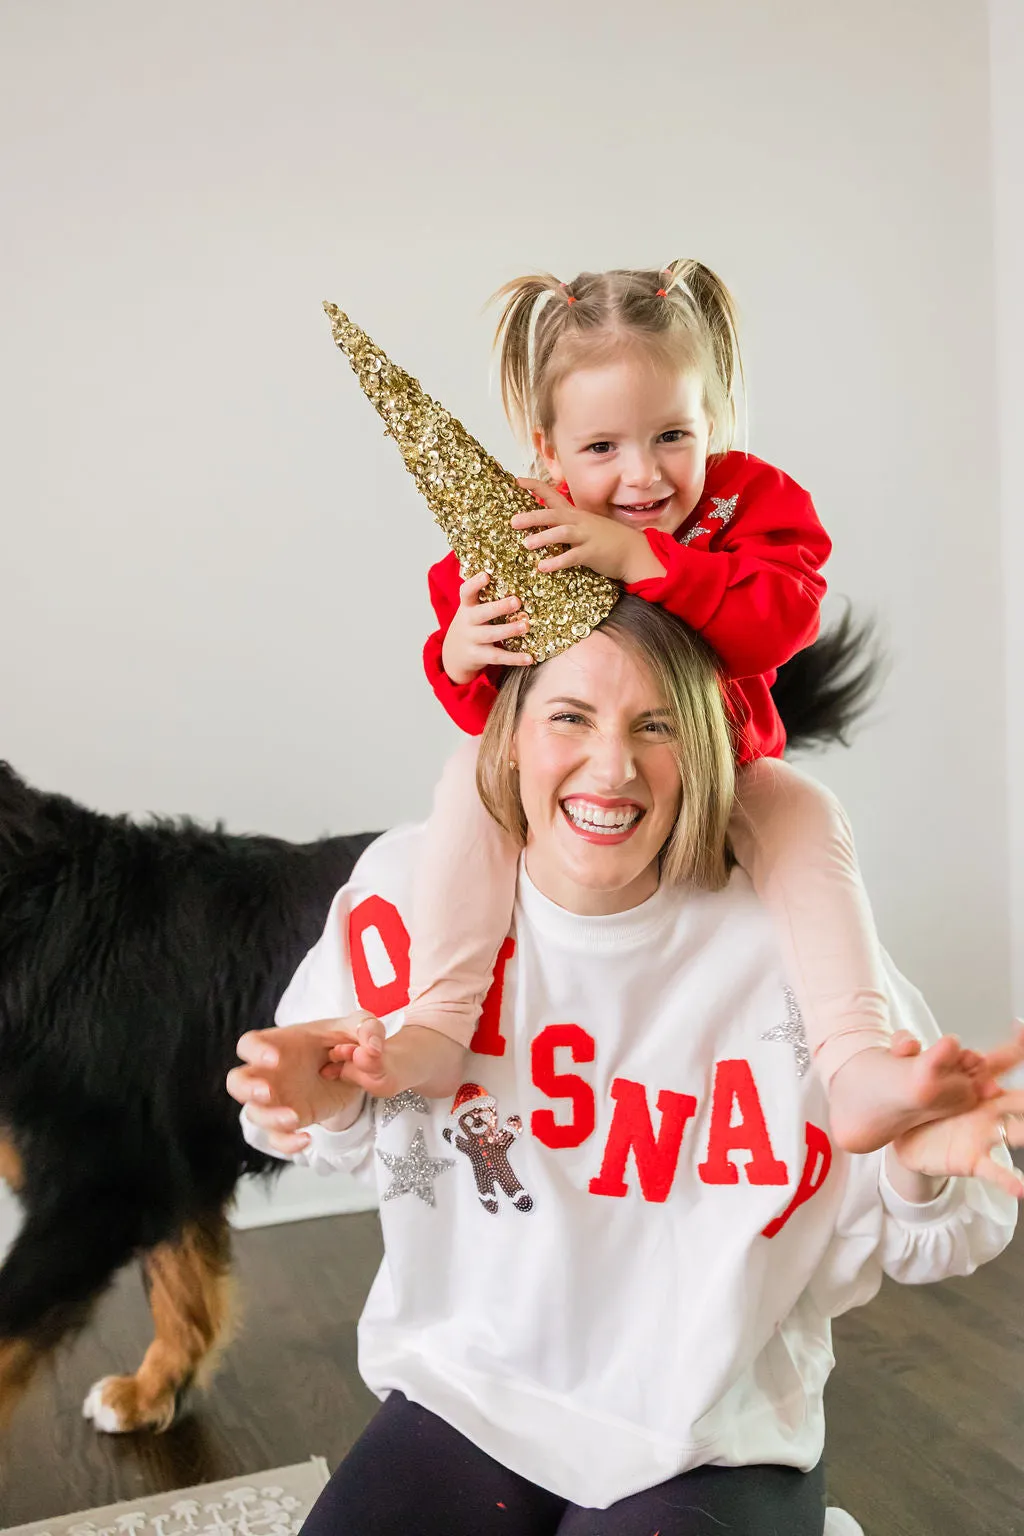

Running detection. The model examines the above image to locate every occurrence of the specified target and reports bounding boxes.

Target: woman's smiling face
[513,629,683,916]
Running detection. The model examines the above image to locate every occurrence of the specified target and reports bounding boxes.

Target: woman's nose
[589,731,636,788]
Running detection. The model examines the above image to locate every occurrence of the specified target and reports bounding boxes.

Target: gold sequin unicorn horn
[323,302,619,661]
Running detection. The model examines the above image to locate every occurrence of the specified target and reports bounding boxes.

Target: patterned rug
[0,1460,330,1536]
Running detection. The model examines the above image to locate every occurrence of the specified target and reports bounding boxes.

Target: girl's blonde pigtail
[664,258,745,448]
[491,273,564,444]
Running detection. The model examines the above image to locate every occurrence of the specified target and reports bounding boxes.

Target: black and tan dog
[0,771,376,1433]
[0,612,878,1434]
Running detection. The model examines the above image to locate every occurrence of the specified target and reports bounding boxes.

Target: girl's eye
[584,441,613,455]
[659,430,691,444]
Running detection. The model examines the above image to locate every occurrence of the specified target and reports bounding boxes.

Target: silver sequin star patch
[709,494,738,525]
[377,1128,456,1206]
[761,986,811,1077]
[379,1088,432,1129]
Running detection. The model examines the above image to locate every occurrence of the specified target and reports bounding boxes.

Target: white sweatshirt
[242,825,1016,1509]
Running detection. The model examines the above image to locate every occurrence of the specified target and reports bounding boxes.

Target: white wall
[990,0,1023,1018]
[0,0,1010,1164]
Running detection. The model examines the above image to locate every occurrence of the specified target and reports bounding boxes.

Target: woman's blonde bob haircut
[477,596,736,891]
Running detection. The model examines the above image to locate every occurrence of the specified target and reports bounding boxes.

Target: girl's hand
[441,571,534,686]
[227,1018,368,1155]
[512,479,664,585]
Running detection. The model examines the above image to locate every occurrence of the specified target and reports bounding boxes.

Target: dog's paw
[82,1374,178,1433]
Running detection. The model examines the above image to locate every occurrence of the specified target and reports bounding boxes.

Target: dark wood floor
[0,1212,1021,1534]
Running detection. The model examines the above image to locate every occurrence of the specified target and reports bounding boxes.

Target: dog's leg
[0,1135,24,1194]
[0,1175,150,1426]
[83,1210,234,1433]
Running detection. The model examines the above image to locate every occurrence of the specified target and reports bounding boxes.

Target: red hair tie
[567,295,577,305]
[656,288,667,297]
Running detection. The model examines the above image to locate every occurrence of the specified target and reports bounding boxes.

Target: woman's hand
[227,1017,372,1155]
[441,572,534,685]
[512,479,665,585]
[890,1093,1024,1198]
[888,1025,1024,1198]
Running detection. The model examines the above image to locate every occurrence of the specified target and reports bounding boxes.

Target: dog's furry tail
[0,761,46,855]
[771,607,886,753]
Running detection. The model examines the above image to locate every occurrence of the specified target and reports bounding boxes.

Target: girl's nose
[620,449,658,489]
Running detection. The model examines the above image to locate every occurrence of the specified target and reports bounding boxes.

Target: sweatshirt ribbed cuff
[879,1155,963,1225]
[309,1094,371,1146]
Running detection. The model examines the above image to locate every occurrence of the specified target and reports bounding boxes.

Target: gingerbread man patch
[442,1082,534,1215]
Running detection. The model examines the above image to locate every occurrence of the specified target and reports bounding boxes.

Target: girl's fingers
[522,524,575,549]
[352,1044,388,1075]
[924,1035,961,1069]
[510,509,564,530]
[485,648,534,668]
[979,1037,1024,1077]
[516,477,569,509]
[459,571,492,604]
[471,618,529,642]
[537,549,585,573]
[468,592,521,617]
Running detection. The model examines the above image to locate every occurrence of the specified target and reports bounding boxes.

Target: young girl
[346,258,986,1152]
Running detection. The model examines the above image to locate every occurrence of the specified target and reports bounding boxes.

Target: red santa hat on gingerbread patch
[449,1082,496,1122]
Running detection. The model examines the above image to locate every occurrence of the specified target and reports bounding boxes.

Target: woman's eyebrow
[542,698,673,722]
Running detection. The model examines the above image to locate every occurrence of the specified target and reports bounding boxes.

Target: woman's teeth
[563,801,642,833]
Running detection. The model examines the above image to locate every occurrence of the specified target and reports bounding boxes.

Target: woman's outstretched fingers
[266,1127,312,1156]
[975,1152,1024,1199]
[244,1101,300,1131]
[236,1030,280,1068]
[226,1063,270,1106]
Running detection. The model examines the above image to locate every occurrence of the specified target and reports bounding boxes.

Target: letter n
[589,1078,697,1203]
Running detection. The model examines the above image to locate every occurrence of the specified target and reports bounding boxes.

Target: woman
[228,597,1022,1535]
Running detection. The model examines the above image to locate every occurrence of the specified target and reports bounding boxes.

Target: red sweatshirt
[422,451,831,763]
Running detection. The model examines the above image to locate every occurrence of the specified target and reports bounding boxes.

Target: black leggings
[302,1391,826,1536]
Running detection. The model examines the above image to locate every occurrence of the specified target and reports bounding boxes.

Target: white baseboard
[0,1169,378,1264]
[230,1167,379,1229]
